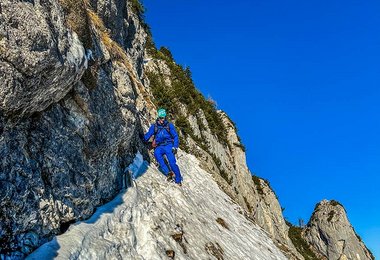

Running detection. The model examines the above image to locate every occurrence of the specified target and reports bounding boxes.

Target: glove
[172,147,177,155]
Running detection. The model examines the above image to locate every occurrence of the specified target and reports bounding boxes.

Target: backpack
[152,122,173,148]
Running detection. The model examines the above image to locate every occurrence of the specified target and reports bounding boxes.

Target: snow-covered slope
[28,152,286,259]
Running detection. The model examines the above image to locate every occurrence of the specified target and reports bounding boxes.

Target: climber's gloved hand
[172,147,177,155]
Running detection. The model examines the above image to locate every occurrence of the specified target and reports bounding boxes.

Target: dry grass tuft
[59,0,92,48]
[57,0,156,115]
[59,1,155,110]
[86,9,155,111]
[86,9,128,62]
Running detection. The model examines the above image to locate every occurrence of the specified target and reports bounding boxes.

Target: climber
[144,108,182,185]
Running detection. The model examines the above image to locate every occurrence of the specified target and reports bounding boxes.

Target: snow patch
[28,152,286,259]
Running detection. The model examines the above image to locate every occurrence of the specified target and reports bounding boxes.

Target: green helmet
[157,108,167,118]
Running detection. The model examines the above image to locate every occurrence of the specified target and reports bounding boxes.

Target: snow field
[28,152,286,260]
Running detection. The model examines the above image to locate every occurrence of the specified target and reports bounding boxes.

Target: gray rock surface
[0,0,147,257]
[220,112,303,260]
[0,0,87,117]
[304,200,374,260]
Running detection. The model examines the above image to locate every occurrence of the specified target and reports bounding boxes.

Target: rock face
[0,0,87,117]
[303,200,374,260]
[0,0,147,257]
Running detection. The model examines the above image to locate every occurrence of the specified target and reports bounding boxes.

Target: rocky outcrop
[144,54,303,259]
[249,177,305,259]
[0,0,148,257]
[303,200,374,260]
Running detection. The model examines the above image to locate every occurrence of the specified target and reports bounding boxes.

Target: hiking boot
[166,172,174,182]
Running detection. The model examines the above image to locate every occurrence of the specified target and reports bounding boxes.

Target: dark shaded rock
[166,249,175,259]
[205,242,224,260]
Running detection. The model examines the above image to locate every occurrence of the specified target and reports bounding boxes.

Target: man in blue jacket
[144,108,182,185]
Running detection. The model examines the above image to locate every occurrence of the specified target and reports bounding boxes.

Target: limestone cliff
[303,200,374,260]
[0,0,148,257]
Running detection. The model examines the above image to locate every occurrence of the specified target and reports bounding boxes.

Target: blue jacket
[144,120,179,148]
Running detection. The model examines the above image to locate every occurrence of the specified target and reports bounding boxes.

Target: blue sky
[143,0,380,256]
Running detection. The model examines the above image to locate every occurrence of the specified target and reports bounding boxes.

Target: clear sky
[143,0,380,256]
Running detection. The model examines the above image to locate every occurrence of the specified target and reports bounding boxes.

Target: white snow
[28,151,286,260]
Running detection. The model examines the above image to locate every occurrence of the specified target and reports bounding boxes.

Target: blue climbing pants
[154,144,182,184]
